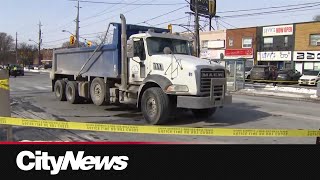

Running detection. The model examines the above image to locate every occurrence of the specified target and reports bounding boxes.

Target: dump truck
[50,14,232,125]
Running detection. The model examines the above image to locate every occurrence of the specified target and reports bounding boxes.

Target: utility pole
[15,32,18,64]
[194,0,200,58]
[38,21,42,65]
[75,1,81,48]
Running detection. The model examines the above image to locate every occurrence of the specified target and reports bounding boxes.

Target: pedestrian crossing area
[10,85,52,92]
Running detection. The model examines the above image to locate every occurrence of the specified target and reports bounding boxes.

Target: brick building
[294,21,320,73]
[225,27,257,67]
[257,24,295,69]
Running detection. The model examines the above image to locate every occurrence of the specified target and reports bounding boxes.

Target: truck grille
[200,68,225,93]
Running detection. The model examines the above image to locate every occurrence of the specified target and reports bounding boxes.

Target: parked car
[276,69,302,82]
[298,70,320,86]
[250,65,277,80]
[9,64,24,76]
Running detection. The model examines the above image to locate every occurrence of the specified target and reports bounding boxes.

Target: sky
[1,0,319,48]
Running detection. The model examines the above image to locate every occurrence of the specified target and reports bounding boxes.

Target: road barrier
[0,116,320,138]
[0,70,12,141]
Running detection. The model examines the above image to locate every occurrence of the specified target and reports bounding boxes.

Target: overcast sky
[1,0,319,48]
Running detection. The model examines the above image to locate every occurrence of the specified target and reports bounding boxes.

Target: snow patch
[263,86,316,94]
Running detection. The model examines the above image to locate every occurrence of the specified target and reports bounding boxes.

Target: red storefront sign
[225,49,253,57]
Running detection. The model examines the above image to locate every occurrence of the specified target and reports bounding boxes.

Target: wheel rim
[146,97,157,118]
[93,84,102,98]
[56,86,61,97]
[67,86,72,99]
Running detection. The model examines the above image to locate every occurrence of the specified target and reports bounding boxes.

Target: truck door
[129,38,147,83]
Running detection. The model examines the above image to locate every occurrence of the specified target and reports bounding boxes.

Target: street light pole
[38,21,42,65]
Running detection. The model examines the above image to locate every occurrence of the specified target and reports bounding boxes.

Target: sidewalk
[232,84,320,102]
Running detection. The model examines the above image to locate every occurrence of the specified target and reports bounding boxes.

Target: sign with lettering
[263,25,293,37]
[225,48,253,59]
[257,51,292,61]
[294,51,320,61]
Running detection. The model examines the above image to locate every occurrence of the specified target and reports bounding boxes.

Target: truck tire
[54,80,66,101]
[141,87,171,125]
[90,78,107,106]
[66,81,80,104]
[192,108,217,119]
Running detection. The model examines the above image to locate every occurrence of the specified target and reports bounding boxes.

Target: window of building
[284,36,289,47]
[264,37,273,48]
[310,34,320,46]
[242,37,252,48]
[229,38,233,47]
[202,40,208,48]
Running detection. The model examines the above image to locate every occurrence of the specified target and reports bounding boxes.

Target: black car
[9,64,24,76]
[276,69,301,82]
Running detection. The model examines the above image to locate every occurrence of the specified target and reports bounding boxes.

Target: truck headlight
[166,85,189,93]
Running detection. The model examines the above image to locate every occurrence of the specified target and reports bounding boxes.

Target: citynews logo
[16,151,129,175]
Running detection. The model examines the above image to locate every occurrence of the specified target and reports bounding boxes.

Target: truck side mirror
[127,39,134,58]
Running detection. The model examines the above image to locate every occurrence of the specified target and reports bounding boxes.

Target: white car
[298,70,320,86]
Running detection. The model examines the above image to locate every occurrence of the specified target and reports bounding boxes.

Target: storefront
[224,48,254,67]
[294,51,320,73]
[257,51,292,69]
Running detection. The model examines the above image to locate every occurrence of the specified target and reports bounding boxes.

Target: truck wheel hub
[146,98,157,117]
[94,84,102,97]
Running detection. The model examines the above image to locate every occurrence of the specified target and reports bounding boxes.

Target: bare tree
[18,42,37,66]
[313,15,320,21]
[0,32,14,65]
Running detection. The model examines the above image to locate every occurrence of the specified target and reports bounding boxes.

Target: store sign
[257,51,292,61]
[263,25,293,37]
[208,40,225,49]
[200,49,225,60]
[294,51,320,61]
[225,49,253,59]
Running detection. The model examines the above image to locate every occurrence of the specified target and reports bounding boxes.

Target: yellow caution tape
[0,79,9,90]
[0,117,320,137]
[246,79,298,83]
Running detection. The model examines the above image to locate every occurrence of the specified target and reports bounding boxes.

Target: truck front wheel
[141,87,172,125]
[90,78,107,106]
[54,80,66,101]
[66,81,80,104]
[192,108,217,119]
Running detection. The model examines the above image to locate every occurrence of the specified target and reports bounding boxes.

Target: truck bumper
[177,95,232,109]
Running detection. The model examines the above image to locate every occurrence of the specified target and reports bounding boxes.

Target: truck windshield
[146,37,190,55]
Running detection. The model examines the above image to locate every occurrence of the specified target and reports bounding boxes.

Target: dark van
[250,65,277,80]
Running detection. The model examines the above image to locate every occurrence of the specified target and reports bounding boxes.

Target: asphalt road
[1,72,320,144]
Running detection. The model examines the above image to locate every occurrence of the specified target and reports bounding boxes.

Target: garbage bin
[317,81,320,97]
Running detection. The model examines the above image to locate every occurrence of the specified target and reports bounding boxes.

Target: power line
[218,1,320,14]
[68,0,186,5]
[153,16,189,26]
[137,5,188,24]
[221,3,320,19]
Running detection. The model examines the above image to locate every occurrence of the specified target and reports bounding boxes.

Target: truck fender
[137,75,172,108]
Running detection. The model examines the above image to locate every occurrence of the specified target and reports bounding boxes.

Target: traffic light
[168,24,172,33]
[70,35,75,45]
[209,0,217,16]
[87,41,92,47]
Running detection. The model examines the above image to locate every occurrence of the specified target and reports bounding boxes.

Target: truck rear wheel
[90,78,107,106]
[192,108,217,119]
[66,81,80,104]
[141,87,171,125]
[54,80,66,101]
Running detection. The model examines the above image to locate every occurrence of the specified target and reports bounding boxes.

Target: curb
[231,91,320,103]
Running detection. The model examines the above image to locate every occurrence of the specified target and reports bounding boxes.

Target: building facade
[226,27,257,67]
[257,24,295,69]
[199,30,226,60]
[294,22,320,73]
